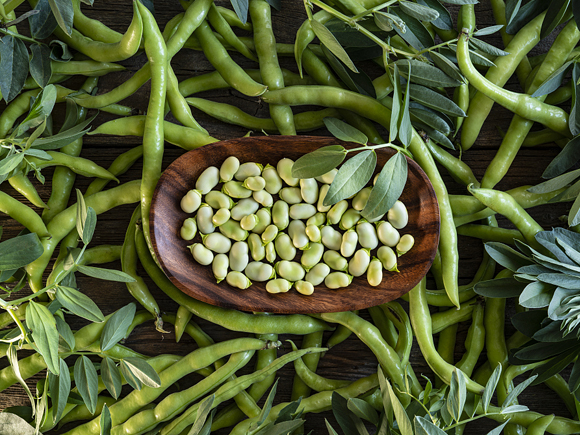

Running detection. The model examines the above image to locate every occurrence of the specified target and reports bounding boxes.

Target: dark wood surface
[151,135,439,313]
[0,0,575,434]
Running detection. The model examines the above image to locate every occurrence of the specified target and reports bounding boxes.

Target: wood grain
[151,136,440,313]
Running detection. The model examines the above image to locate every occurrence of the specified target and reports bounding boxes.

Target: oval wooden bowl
[150,136,440,313]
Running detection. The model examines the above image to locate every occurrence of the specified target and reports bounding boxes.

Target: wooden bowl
[150,136,440,313]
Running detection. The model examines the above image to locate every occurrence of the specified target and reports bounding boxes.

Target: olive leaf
[55,285,105,322]
[484,242,534,271]
[398,65,412,147]
[17,84,57,136]
[469,38,510,57]
[347,398,379,426]
[569,192,580,226]
[230,0,249,24]
[519,281,554,308]
[570,63,580,137]
[321,46,376,98]
[482,365,502,413]
[408,84,466,117]
[506,0,549,35]
[414,415,447,435]
[417,0,452,30]
[188,395,215,435]
[0,413,38,435]
[529,168,580,193]
[410,105,451,136]
[503,375,538,408]
[331,391,359,435]
[55,316,75,350]
[417,122,455,149]
[25,300,60,375]
[291,145,347,179]
[100,303,137,351]
[399,0,439,22]
[440,0,478,3]
[362,152,407,221]
[541,0,570,40]
[391,7,434,50]
[311,20,358,73]
[429,51,465,84]
[390,65,401,143]
[323,150,377,206]
[256,379,278,427]
[394,59,462,88]
[74,355,99,414]
[473,24,505,36]
[32,114,96,150]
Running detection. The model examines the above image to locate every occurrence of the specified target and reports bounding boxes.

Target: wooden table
[0,1,574,433]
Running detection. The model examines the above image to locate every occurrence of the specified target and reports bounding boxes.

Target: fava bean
[243,176,266,191]
[387,200,408,229]
[325,272,353,289]
[323,250,348,272]
[367,257,383,286]
[230,241,249,271]
[223,181,252,198]
[202,232,232,254]
[248,233,266,261]
[277,158,298,186]
[252,208,271,234]
[317,184,331,213]
[295,280,314,295]
[307,212,326,227]
[235,162,263,181]
[340,208,361,231]
[377,221,400,247]
[349,248,371,277]
[253,190,273,207]
[272,200,290,230]
[279,187,303,204]
[274,233,296,261]
[288,219,309,250]
[262,164,283,194]
[245,261,275,281]
[275,260,306,281]
[197,204,216,234]
[212,254,229,283]
[266,278,292,293]
[305,224,321,243]
[378,246,398,271]
[261,224,279,245]
[321,225,342,251]
[231,198,260,221]
[289,203,317,220]
[300,178,318,204]
[220,156,240,182]
[397,234,414,256]
[301,242,324,271]
[315,169,337,184]
[240,214,259,231]
[357,221,378,250]
[181,189,202,213]
[265,241,276,263]
[212,208,231,226]
[189,243,214,265]
[305,263,330,286]
[219,219,248,241]
[341,228,358,258]
[352,187,372,211]
[196,166,220,194]
[327,200,348,225]
[206,191,234,210]
[180,218,197,240]
[226,271,252,289]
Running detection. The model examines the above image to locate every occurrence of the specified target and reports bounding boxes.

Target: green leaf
[55,285,105,322]
[484,242,533,271]
[532,350,578,384]
[569,192,580,226]
[77,265,137,283]
[291,145,347,179]
[347,398,379,426]
[29,44,52,88]
[487,421,510,435]
[529,168,580,194]
[482,364,501,413]
[324,118,368,145]
[540,0,570,40]
[474,277,526,298]
[408,84,466,117]
[362,152,407,221]
[6,345,36,418]
[76,189,87,240]
[120,357,161,388]
[399,0,439,22]
[187,395,215,435]
[31,114,95,150]
[100,303,136,351]
[391,7,434,50]
[82,206,96,245]
[574,0,580,31]
[447,369,466,422]
[120,359,142,390]
[374,12,397,32]
[417,0,452,30]
[0,152,24,175]
[515,341,572,361]
[389,65,401,142]
[568,358,580,393]
[417,123,455,149]
[469,38,510,57]
[429,51,465,84]
[538,273,580,289]
[503,375,538,408]
[511,310,547,338]
[55,316,75,350]
[255,420,305,435]
[74,355,98,414]
[0,232,43,270]
[324,150,377,206]
[101,357,122,399]
[256,379,278,427]
[542,136,580,179]
[325,420,340,435]
[555,237,580,265]
[386,377,412,435]
[506,0,549,34]
[25,300,59,375]
[399,65,413,147]
[48,0,74,36]
[18,84,57,136]
[331,392,358,435]
[321,46,376,98]
[570,63,580,137]
[100,404,111,435]
[414,415,447,435]
[394,59,462,88]
[29,0,58,39]
[24,149,52,160]
[506,0,522,25]
[473,24,505,36]
[531,61,574,98]
[0,413,38,435]
[48,358,70,424]
[230,0,248,24]
[311,20,357,73]
[440,0,478,3]
[410,105,451,135]
[0,36,29,103]
[49,40,73,62]
[519,281,554,308]
[326,19,381,48]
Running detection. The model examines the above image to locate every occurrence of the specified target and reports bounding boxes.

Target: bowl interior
[150,136,440,313]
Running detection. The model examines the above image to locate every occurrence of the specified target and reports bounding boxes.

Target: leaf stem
[415,38,458,57]
[0,28,37,44]
[351,0,398,21]
[346,143,394,153]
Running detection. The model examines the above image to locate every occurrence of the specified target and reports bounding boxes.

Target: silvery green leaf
[531,349,578,382]
[474,278,526,298]
[254,420,305,435]
[555,237,580,265]
[100,404,111,435]
[362,152,407,221]
[417,0,452,30]
[187,395,215,435]
[75,264,128,282]
[74,355,98,413]
[49,40,73,62]
[390,65,401,142]
[100,303,137,351]
[229,0,248,24]
[503,375,538,408]
[0,232,43,270]
[410,106,451,136]
[486,421,510,435]
[386,378,412,435]
[501,405,530,414]
[417,123,455,149]
[569,191,580,226]
[324,150,377,206]
[519,281,555,308]
[291,145,347,179]
[473,24,505,36]
[31,114,96,150]
[447,369,466,422]
[120,359,143,390]
[48,358,70,424]
[311,20,358,73]
[120,358,161,388]
[469,38,510,57]
[529,168,580,193]
[374,12,395,32]
[347,398,379,426]
[484,242,533,271]
[464,391,480,418]
[75,189,87,240]
[48,0,74,36]
[409,84,466,117]
[325,420,340,435]
[399,65,413,147]
[414,415,447,435]
[399,0,439,22]
[483,364,501,413]
[531,61,574,98]
[331,392,358,435]
[55,286,105,322]
[464,47,497,68]
[321,46,376,98]
[0,36,29,103]
[29,44,52,89]
[540,0,570,40]
[29,0,58,39]
[391,8,434,50]
[394,59,462,87]
[55,316,75,350]
[440,0,478,3]
[506,0,522,26]
[506,0,549,34]
[18,84,57,136]
[256,379,278,427]
[429,51,465,84]
[24,149,52,160]
[326,19,380,48]
[0,412,38,435]
[542,136,580,179]
[101,357,122,399]
[82,206,96,245]
[538,273,580,289]
[324,118,367,145]
[25,301,59,375]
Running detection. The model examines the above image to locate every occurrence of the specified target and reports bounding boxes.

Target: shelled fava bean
[178,156,414,295]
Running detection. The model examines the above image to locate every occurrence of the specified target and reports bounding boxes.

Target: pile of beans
[179,155,414,295]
